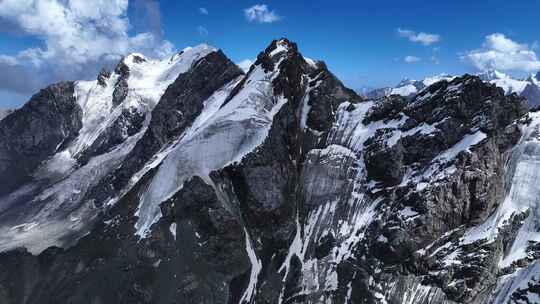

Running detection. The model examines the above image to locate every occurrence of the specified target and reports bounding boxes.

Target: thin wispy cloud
[463,33,540,72]
[197,25,209,36]
[199,7,208,15]
[431,47,441,64]
[404,55,421,63]
[244,4,281,23]
[398,28,440,46]
[0,0,174,96]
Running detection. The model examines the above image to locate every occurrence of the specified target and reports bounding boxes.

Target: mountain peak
[267,38,297,55]
[478,69,509,81]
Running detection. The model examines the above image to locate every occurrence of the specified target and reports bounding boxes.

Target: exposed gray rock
[76,107,146,165]
[112,60,130,107]
[97,68,111,87]
[0,82,81,196]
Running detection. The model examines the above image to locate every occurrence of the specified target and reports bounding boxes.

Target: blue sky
[1,0,540,107]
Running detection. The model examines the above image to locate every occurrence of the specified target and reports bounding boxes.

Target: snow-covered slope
[479,70,528,94]
[134,57,287,237]
[0,44,222,254]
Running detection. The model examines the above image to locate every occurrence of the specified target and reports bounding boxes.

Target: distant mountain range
[366,70,540,108]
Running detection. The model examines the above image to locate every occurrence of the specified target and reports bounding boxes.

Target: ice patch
[239,229,262,304]
[435,131,487,162]
[134,63,288,238]
[493,261,540,304]
[169,222,177,240]
[458,113,540,270]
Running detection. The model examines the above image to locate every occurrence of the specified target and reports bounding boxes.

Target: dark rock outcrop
[0,82,81,196]
[112,60,130,107]
[97,68,111,87]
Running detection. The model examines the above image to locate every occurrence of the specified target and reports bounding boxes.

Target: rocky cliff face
[0,82,81,196]
[0,39,537,304]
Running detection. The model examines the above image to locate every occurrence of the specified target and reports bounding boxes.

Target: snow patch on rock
[134,61,288,238]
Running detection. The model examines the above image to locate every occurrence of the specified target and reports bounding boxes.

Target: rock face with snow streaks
[0,39,539,304]
[370,70,540,109]
[0,82,81,195]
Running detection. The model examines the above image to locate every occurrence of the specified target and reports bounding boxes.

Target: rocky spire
[97,68,111,87]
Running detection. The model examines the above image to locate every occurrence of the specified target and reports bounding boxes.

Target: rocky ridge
[367,71,540,109]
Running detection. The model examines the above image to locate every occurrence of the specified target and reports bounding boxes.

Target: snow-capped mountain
[369,70,540,108]
[0,39,539,304]
[479,70,540,108]
[365,74,455,99]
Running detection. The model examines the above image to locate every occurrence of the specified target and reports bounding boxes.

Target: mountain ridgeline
[0,39,538,304]
[366,70,540,109]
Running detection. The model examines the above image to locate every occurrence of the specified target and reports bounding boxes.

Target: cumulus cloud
[398,28,440,46]
[237,59,254,72]
[404,56,421,63]
[244,4,281,23]
[463,33,540,72]
[0,0,175,97]
[199,7,208,15]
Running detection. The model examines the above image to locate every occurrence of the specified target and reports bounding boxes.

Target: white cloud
[197,25,208,36]
[398,28,440,46]
[199,7,208,15]
[237,59,253,72]
[463,33,540,72]
[0,0,174,96]
[404,55,421,63]
[244,4,281,23]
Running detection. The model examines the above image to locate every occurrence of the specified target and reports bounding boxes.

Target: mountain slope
[0,39,538,304]
[0,108,13,121]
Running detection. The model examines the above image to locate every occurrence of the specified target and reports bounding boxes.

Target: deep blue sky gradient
[1,0,540,107]
[153,1,540,88]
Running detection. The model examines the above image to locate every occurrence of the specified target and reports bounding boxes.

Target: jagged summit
[477,69,509,81]
[0,39,537,304]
